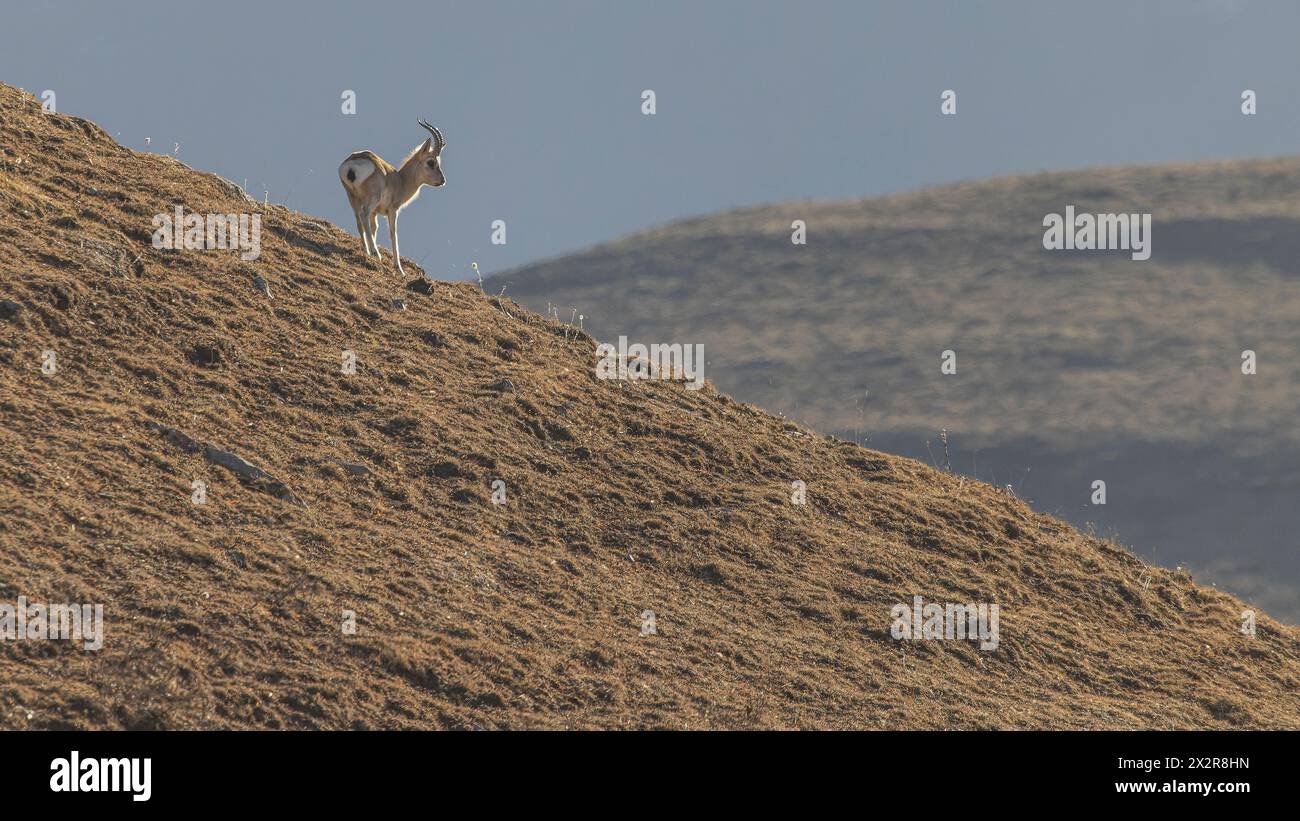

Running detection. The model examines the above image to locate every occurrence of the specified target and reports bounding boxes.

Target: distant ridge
[487,155,1300,625]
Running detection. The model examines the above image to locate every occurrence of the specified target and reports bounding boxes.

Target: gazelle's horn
[417,119,445,151]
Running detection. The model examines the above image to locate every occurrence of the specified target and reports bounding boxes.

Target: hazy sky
[2,0,1294,278]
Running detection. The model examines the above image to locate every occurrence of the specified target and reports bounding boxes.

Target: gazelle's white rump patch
[338,157,376,189]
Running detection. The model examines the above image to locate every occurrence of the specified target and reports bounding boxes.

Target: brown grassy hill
[2,83,1298,729]
[485,159,1300,624]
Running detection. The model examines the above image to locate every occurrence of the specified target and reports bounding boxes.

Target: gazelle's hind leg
[366,209,383,259]
[345,191,374,257]
[354,210,372,256]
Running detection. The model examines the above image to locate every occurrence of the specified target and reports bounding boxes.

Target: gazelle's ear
[419,138,434,153]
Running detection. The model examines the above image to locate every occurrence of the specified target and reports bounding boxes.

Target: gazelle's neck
[394,158,427,205]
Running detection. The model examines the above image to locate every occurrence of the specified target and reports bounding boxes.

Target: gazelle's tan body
[338,121,446,275]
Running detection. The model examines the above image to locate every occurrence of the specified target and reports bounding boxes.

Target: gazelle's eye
[427,160,436,168]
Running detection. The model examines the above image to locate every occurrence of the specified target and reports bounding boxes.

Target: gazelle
[338,119,446,275]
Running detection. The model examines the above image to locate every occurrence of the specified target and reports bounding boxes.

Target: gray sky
[2,0,1294,278]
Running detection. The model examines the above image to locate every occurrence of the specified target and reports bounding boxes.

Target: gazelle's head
[416,119,447,188]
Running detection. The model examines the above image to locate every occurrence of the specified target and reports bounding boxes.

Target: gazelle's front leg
[388,212,404,275]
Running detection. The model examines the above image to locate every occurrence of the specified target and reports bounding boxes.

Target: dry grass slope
[2,83,1298,729]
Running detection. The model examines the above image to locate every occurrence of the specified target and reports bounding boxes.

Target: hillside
[2,82,1298,729]
[486,159,1300,624]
